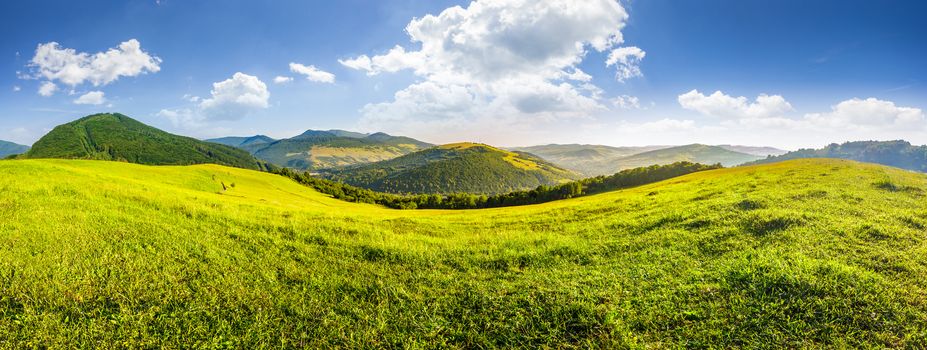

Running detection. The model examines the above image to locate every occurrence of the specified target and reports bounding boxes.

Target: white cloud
[606,46,646,82]
[678,89,794,120]
[12,86,21,92]
[273,76,294,84]
[73,91,106,105]
[38,81,58,97]
[159,72,270,128]
[611,95,641,109]
[338,55,373,73]
[28,39,161,87]
[289,63,335,83]
[341,0,637,141]
[805,98,925,130]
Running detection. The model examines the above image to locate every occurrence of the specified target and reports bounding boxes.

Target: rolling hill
[328,142,581,194]
[1,158,926,347]
[0,140,29,158]
[214,130,433,170]
[747,140,927,172]
[23,113,271,170]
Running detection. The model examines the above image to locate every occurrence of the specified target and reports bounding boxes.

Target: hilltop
[0,140,29,158]
[327,142,580,194]
[747,140,927,172]
[23,113,271,170]
[214,130,432,170]
[1,158,926,347]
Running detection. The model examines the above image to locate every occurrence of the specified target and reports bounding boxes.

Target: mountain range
[209,130,433,170]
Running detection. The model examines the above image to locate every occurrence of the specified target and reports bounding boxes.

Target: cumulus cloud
[289,63,335,83]
[341,0,640,139]
[678,89,794,120]
[273,76,293,84]
[73,91,106,105]
[606,46,646,82]
[805,98,925,130]
[27,39,161,88]
[38,81,58,97]
[159,72,270,128]
[12,86,21,92]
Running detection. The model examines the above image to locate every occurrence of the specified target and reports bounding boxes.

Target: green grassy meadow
[1,158,927,347]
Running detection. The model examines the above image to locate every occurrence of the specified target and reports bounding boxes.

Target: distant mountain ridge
[327,142,580,194]
[717,145,788,157]
[513,143,767,176]
[23,113,271,170]
[510,144,670,176]
[746,140,927,172]
[612,144,763,171]
[211,130,433,170]
[0,140,30,158]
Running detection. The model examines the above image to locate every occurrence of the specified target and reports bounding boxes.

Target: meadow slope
[1,159,926,347]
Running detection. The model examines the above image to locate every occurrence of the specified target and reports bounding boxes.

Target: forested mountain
[0,140,29,158]
[22,113,272,170]
[510,144,670,176]
[746,140,927,172]
[327,142,580,194]
[212,129,432,170]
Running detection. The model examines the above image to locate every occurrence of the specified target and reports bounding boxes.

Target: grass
[1,158,927,348]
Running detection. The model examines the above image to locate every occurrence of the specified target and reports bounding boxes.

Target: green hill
[328,142,581,194]
[611,144,762,171]
[747,140,927,172]
[0,140,29,158]
[23,113,271,170]
[218,130,433,170]
[1,158,926,347]
[511,144,670,176]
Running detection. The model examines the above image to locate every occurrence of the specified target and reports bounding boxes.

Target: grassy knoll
[1,158,926,347]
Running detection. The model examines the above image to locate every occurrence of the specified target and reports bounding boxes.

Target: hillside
[23,113,271,170]
[219,130,433,170]
[0,140,29,158]
[328,143,581,194]
[1,158,926,347]
[610,144,762,171]
[510,144,670,176]
[747,140,927,172]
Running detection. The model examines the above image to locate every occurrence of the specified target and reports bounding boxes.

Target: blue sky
[1,0,925,149]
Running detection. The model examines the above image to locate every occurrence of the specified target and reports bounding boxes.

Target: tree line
[274,161,721,210]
